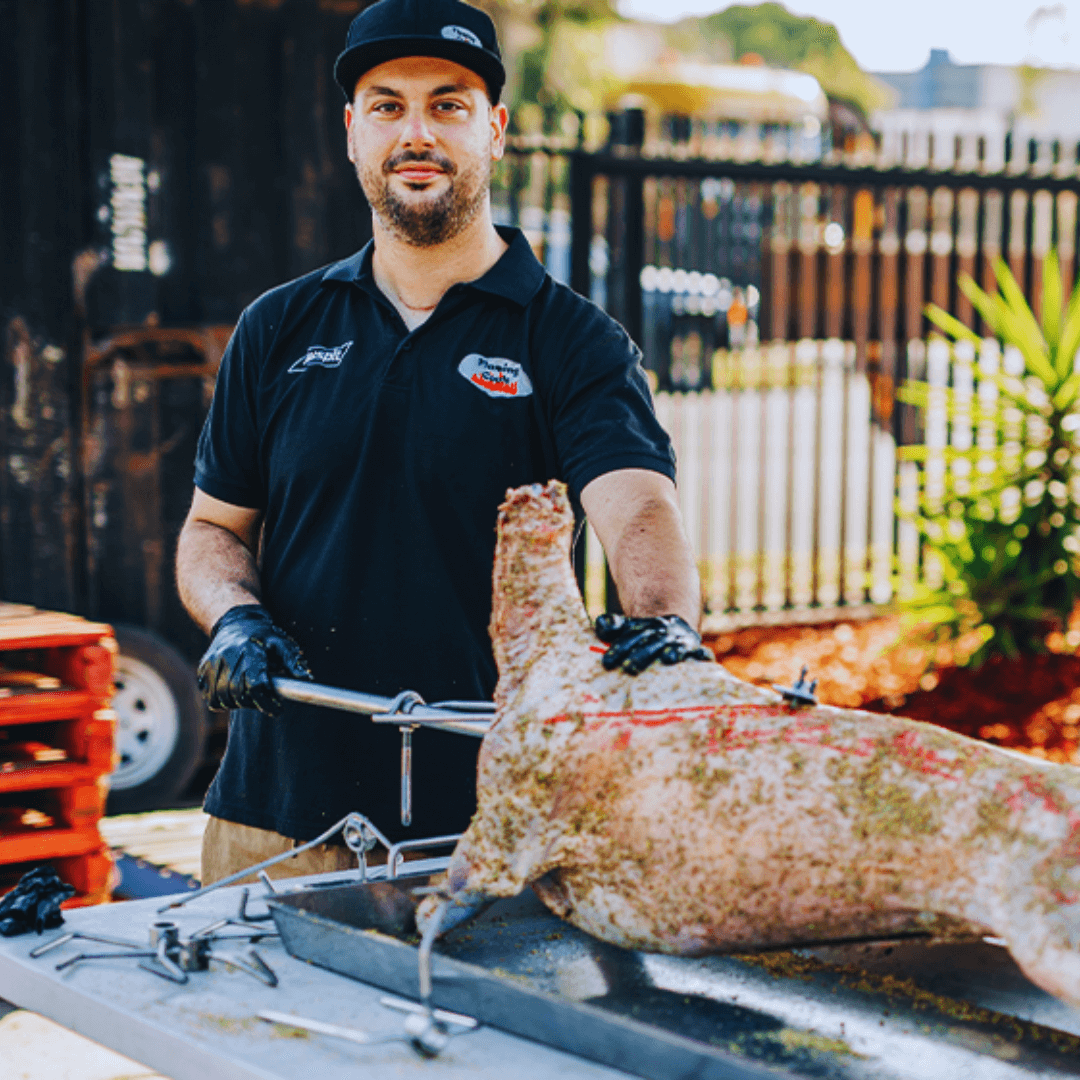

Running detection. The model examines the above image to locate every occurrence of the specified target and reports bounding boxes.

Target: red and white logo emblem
[458,354,533,399]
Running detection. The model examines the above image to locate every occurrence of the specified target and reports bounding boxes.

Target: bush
[897,251,1080,664]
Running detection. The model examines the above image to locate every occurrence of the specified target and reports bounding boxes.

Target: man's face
[345,56,508,247]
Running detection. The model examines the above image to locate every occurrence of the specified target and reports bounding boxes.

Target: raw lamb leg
[424,481,1080,1007]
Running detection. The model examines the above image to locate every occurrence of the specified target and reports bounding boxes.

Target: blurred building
[592,25,829,159]
[872,49,1080,169]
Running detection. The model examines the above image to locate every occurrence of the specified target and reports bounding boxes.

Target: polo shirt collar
[319,226,546,308]
[320,246,370,285]
[467,227,546,306]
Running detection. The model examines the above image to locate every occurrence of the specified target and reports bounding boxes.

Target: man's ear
[344,102,356,162]
[490,102,509,162]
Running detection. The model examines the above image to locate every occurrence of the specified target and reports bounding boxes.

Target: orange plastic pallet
[0,606,117,908]
[0,762,110,796]
[0,690,106,726]
[0,782,108,830]
[60,847,114,908]
[0,608,114,653]
[0,711,115,768]
[0,848,114,909]
[0,825,106,866]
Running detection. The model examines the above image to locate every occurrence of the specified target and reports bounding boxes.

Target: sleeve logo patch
[288,341,353,374]
[441,24,482,47]
[458,354,533,398]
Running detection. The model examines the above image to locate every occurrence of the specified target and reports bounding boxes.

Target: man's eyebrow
[362,85,404,99]
[430,83,474,97]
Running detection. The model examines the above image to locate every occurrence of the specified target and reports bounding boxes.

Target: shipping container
[1,0,375,811]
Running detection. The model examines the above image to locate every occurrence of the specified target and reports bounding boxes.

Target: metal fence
[497,116,1080,621]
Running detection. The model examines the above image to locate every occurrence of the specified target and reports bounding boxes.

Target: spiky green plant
[897,251,1080,664]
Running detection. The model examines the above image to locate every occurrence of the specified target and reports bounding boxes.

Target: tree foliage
[667,3,892,117]
[486,0,890,118]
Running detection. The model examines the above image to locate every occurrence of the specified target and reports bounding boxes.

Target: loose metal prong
[57,950,155,972]
[31,931,140,958]
[30,932,75,957]
[379,994,477,1030]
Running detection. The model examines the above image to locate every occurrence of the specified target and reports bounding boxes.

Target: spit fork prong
[409,896,452,1055]
[31,931,141,959]
[57,950,156,972]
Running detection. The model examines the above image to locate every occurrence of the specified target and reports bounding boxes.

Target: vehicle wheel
[106,625,208,815]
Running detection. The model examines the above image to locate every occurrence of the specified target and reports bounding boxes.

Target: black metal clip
[774,665,818,707]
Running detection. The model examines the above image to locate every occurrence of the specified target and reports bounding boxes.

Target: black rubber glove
[0,866,75,936]
[197,604,311,717]
[594,613,713,676]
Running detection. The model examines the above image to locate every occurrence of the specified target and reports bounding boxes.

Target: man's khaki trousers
[200,815,360,885]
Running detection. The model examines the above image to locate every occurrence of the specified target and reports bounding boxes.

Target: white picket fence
[583,340,899,623]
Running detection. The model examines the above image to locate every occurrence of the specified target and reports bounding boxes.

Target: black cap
[335,0,505,103]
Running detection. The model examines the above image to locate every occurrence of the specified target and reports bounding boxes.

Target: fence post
[569,152,593,300]
[624,176,645,349]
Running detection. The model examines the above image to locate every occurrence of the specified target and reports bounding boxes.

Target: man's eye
[434,101,465,114]
[373,102,401,115]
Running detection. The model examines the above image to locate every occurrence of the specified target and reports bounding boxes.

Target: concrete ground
[0,1005,170,1079]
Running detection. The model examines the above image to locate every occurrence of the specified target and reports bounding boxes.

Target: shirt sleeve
[193,311,265,509]
[535,289,676,501]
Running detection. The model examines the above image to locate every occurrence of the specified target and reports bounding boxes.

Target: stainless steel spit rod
[272,677,494,825]
[272,677,494,738]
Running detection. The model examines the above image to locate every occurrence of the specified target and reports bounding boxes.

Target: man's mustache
[383,151,456,176]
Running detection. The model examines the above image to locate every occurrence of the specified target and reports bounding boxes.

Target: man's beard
[358,149,489,247]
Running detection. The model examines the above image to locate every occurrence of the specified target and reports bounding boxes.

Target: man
[177,0,710,885]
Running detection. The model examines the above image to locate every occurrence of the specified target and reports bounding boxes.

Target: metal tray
[269,876,1080,1080]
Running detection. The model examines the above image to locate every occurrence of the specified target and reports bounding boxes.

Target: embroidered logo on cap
[288,341,353,374]
[441,24,482,47]
[458,354,532,398]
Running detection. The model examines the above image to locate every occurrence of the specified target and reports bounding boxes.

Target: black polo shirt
[194,226,676,843]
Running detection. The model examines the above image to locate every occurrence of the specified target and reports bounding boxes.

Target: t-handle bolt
[774,665,818,706]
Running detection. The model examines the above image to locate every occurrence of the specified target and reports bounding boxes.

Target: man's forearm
[608,497,701,627]
[176,520,261,635]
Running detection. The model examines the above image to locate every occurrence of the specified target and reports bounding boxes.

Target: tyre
[106,625,209,815]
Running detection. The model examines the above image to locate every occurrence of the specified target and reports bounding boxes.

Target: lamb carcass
[425,481,1080,1007]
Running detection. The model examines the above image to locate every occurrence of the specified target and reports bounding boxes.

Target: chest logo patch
[288,341,353,374]
[458,354,533,399]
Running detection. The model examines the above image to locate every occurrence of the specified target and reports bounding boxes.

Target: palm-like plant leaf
[925,303,982,347]
[1044,249,1064,357]
[993,257,1048,355]
[1052,370,1080,412]
[900,249,1080,666]
[959,272,1058,386]
[1057,277,1080,385]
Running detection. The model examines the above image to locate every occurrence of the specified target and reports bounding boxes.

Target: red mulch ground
[705,618,1080,766]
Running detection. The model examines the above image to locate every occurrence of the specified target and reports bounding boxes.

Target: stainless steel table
[0,870,629,1080]
[7,868,1080,1080]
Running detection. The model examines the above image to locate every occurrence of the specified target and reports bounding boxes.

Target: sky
[614,0,1079,72]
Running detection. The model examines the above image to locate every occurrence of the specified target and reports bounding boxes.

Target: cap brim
[334,37,505,100]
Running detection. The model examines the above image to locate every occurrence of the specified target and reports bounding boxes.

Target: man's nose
[400,108,436,148]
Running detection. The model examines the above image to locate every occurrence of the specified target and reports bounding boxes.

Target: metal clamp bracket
[774,665,819,707]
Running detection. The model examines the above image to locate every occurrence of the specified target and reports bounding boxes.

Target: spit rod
[271,677,493,737]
